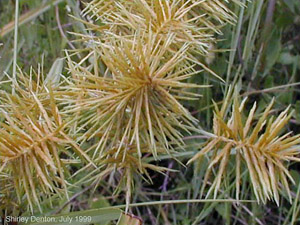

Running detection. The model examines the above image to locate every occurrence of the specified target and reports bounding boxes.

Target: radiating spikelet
[0,67,92,212]
[0,94,67,213]
[90,143,170,212]
[82,0,241,41]
[188,90,300,205]
[74,0,243,78]
[81,0,213,54]
[61,31,206,159]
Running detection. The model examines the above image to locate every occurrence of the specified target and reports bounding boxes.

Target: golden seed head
[72,0,243,77]
[0,67,92,213]
[188,89,300,205]
[62,31,206,160]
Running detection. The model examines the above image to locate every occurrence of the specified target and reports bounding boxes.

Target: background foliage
[1,0,300,224]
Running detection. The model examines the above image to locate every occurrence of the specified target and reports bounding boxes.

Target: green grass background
[1,0,300,224]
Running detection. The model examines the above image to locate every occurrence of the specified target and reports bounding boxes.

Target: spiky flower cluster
[1,0,299,215]
[63,32,206,159]
[72,0,244,80]
[63,31,204,210]
[0,67,92,212]
[188,91,300,205]
[81,0,241,56]
[66,0,246,156]
[59,0,244,209]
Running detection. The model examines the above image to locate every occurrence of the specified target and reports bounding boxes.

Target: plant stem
[12,0,19,95]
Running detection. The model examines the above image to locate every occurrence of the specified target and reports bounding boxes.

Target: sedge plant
[188,89,300,205]
[0,66,93,213]
[59,31,204,208]
[62,31,207,160]
[2,0,300,220]
[59,0,239,208]
[73,0,244,79]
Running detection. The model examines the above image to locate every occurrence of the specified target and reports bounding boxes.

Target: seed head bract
[188,89,300,205]
[0,66,92,212]
[62,31,207,160]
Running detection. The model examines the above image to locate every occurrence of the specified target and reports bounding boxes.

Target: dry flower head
[0,67,92,212]
[188,90,300,205]
[62,31,206,160]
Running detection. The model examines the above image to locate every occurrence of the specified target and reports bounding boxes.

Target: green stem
[12,0,19,95]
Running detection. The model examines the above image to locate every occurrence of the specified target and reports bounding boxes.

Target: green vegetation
[1,0,300,224]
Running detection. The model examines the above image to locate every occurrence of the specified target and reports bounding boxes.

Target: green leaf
[283,0,296,13]
[278,52,296,65]
[45,58,64,87]
[264,75,274,89]
[215,203,227,220]
[91,197,111,209]
[264,30,282,73]
[90,197,112,225]
[291,170,300,186]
